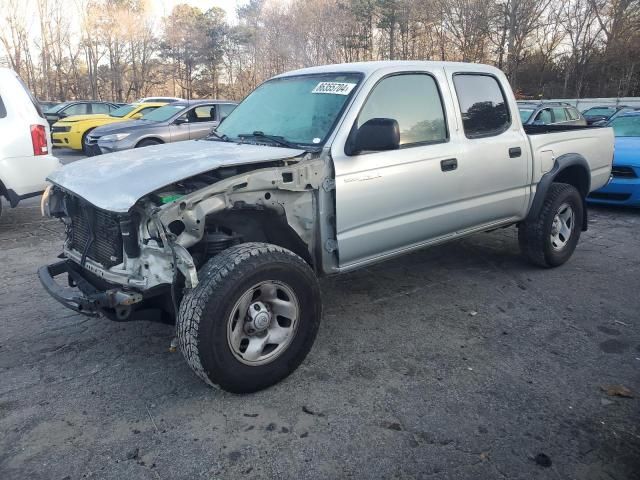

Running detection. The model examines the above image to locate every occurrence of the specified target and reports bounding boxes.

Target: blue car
[588,112,640,207]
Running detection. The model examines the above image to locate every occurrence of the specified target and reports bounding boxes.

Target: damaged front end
[38,152,327,322]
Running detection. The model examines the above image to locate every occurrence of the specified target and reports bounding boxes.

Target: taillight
[30,124,49,156]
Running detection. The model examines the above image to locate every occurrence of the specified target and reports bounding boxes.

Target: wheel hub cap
[550,203,574,250]
[246,301,271,333]
[227,281,300,366]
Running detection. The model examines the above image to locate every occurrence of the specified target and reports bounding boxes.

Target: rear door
[444,69,530,226]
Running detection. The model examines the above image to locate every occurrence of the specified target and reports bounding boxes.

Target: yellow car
[51,102,166,153]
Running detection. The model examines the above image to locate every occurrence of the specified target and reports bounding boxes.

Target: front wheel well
[194,209,314,269]
[135,137,164,148]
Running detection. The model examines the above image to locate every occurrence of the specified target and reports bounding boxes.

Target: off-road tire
[519,182,583,268]
[136,139,161,148]
[177,242,322,393]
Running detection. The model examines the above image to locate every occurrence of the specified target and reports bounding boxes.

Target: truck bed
[526,125,614,191]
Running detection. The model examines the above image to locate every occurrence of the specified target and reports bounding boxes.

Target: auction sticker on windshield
[312,82,356,95]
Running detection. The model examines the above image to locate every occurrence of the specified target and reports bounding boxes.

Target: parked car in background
[51,102,167,154]
[39,61,613,393]
[0,68,60,216]
[591,106,638,126]
[85,99,237,155]
[39,100,61,111]
[518,101,586,126]
[588,112,640,207]
[44,100,121,126]
[581,105,630,125]
[135,96,183,103]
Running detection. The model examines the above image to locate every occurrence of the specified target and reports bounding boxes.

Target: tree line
[1,0,638,103]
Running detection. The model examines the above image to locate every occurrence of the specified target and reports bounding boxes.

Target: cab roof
[275,60,504,78]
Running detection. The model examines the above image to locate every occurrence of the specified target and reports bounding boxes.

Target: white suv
[0,68,61,216]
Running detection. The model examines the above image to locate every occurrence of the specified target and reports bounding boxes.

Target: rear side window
[552,108,567,122]
[566,108,580,120]
[358,73,448,146]
[15,73,44,118]
[453,74,510,138]
[0,95,6,118]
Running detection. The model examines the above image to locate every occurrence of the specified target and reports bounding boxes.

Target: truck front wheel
[177,242,321,393]
[519,183,583,268]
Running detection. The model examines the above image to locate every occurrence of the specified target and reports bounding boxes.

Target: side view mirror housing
[131,113,143,120]
[173,117,188,125]
[532,119,545,126]
[58,112,67,119]
[347,118,400,155]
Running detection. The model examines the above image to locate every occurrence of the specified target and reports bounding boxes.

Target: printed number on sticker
[312,82,356,95]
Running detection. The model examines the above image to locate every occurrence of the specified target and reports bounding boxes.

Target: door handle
[509,147,522,158]
[440,158,458,172]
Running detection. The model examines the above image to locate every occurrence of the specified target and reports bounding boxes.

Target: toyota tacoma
[39,61,614,393]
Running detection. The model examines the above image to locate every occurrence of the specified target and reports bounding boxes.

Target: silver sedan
[85,100,237,155]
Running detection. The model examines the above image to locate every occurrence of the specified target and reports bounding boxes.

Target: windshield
[217,73,363,146]
[518,108,534,123]
[610,116,640,137]
[109,105,136,118]
[141,104,186,122]
[585,107,616,117]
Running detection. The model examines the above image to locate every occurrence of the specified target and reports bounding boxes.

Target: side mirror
[58,112,67,119]
[348,118,400,155]
[131,113,143,120]
[532,119,545,126]
[173,117,188,125]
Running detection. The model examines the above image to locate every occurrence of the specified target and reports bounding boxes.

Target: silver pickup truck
[39,61,613,393]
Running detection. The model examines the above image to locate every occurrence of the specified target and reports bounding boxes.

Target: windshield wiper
[237,131,300,149]
[207,130,231,142]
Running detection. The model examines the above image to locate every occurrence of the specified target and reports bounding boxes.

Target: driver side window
[358,73,448,147]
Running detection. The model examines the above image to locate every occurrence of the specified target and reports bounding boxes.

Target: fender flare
[527,153,591,231]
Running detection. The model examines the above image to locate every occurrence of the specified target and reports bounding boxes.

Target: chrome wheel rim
[226,281,300,366]
[550,203,574,250]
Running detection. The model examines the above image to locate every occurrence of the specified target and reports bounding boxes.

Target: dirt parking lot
[1,184,639,479]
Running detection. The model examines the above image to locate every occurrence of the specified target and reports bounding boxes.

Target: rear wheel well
[553,165,590,198]
[195,209,313,269]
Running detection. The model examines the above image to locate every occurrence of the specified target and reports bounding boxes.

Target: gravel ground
[1,190,639,480]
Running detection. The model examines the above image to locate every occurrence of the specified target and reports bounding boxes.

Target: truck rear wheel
[518,183,583,268]
[177,242,321,393]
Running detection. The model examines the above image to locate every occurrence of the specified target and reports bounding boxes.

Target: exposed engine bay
[41,154,329,320]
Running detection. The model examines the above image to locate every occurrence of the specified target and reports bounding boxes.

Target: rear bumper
[38,260,143,318]
[587,176,640,207]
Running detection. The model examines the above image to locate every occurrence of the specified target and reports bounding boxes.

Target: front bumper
[587,174,640,207]
[38,259,143,318]
[51,131,82,150]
